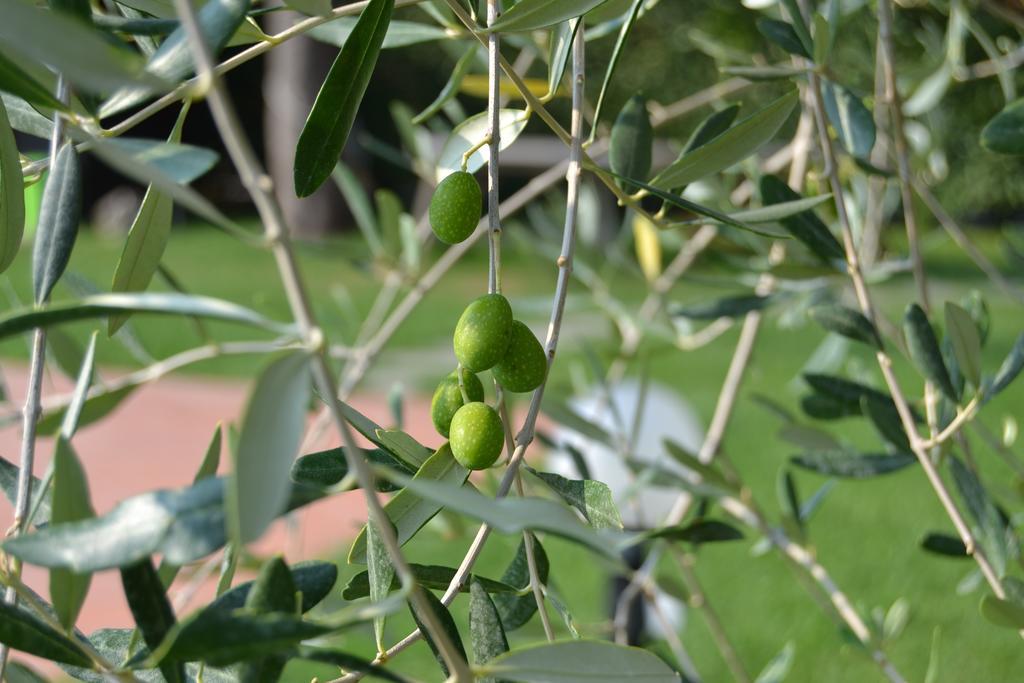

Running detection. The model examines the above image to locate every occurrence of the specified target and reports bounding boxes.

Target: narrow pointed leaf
[89,135,238,234]
[792,449,915,478]
[158,611,331,666]
[436,108,530,181]
[949,456,1010,577]
[546,19,576,98]
[294,647,409,683]
[945,302,982,388]
[529,468,623,529]
[754,642,795,683]
[238,557,296,683]
[757,18,809,58]
[408,588,467,678]
[208,560,337,614]
[0,51,66,111]
[487,0,607,32]
[921,532,968,558]
[377,468,621,559]
[0,0,156,95]
[32,142,81,303]
[980,594,1024,629]
[988,333,1024,399]
[651,90,797,189]
[981,98,1024,155]
[367,519,394,652]
[0,455,50,526]
[903,303,957,401]
[604,171,780,237]
[809,304,880,348]
[342,564,519,600]
[49,437,94,630]
[121,558,183,683]
[348,445,470,564]
[470,578,509,681]
[823,81,875,160]
[483,640,680,683]
[0,96,24,274]
[229,352,311,545]
[290,446,411,491]
[3,477,326,572]
[779,0,814,56]
[413,44,477,125]
[0,602,90,667]
[759,175,844,263]
[294,0,394,197]
[641,519,744,545]
[673,293,775,320]
[101,0,251,115]
[308,17,448,49]
[861,396,911,453]
[609,94,652,193]
[0,292,293,341]
[494,536,548,631]
[109,104,191,334]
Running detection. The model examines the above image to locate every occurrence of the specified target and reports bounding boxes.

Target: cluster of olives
[428,172,547,471]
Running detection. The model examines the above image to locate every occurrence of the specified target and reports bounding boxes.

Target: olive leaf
[903,303,958,401]
[0,96,24,275]
[609,94,652,193]
[32,142,81,304]
[294,0,394,197]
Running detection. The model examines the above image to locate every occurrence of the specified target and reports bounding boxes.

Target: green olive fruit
[453,293,513,372]
[429,171,482,244]
[430,370,485,438]
[493,320,547,393]
[449,402,505,470]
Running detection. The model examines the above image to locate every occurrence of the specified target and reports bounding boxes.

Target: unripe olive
[430,370,485,438]
[429,171,482,245]
[493,320,547,393]
[449,402,505,470]
[453,293,513,373]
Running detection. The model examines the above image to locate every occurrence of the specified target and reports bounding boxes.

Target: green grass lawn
[3,226,1024,681]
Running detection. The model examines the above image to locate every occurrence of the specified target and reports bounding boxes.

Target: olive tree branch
[328,21,586,681]
[0,76,71,680]
[168,0,472,678]
[801,44,1010,605]
[878,0,930,313]
[486,0,501,294]
[669,549,750,683]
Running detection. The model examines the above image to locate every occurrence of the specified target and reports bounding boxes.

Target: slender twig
[0,340,301,428]
[911,178,1024,306]
[671,549,750,683]
[921,394,982,449]
[802,38,1009,603]
[639,583,703,682]
[169,1,471,678]
[0,75,71,679]
[878,0,930,312]
[327,21,586,682]
[486,0,501,294]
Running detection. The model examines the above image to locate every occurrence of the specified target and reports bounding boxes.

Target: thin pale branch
[169,0,471,677]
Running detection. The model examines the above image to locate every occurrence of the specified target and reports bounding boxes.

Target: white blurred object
[546,379,705,640]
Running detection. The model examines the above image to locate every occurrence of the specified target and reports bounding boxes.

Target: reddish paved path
[0,364,442,643]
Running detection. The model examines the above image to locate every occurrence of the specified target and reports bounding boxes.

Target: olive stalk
[168,0,472,678]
